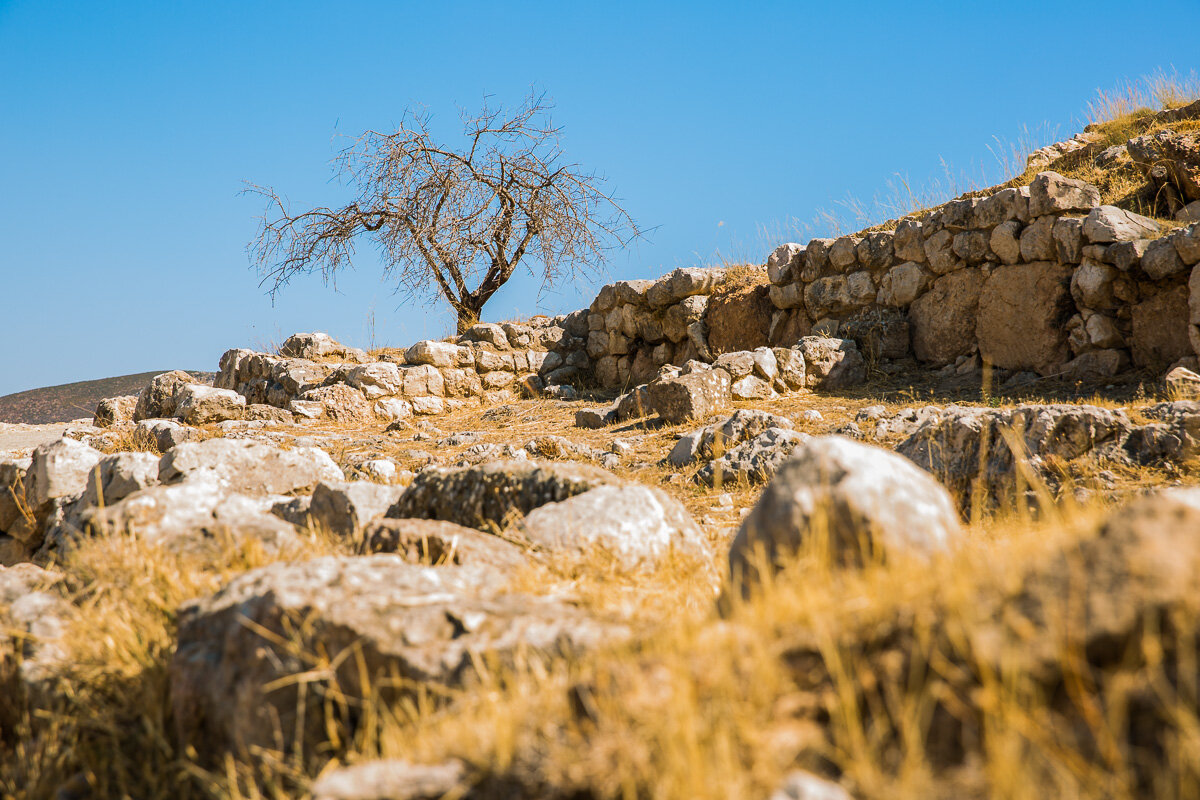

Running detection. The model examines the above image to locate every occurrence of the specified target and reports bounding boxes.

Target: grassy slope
[0,371,215,425]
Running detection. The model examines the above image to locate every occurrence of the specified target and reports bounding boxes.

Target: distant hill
[0,371,216,425]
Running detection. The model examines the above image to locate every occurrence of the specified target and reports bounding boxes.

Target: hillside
[0,371,215,425]
[1,86,1200,800]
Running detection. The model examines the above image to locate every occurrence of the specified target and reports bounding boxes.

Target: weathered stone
[410,396,446,415]
[731,374,775,400]
[772,347,807,390]
[1019,215,1057,262]
[695,427,809,488]
[1166,366,1200,397]
[300,384,376,424]
[667,409,795,467]
[461,322,510,349]
[989,220,1023,265]
[401,364,447,396]
[798,337,865,389]
[160,438,343,495]
[310,760,467,800]
[135,418,199,451]
[923,229,961,274]
[977,263,1073,374]
[1131,285,1192,369]
[174,384,246,425]
[803,238,835,276]
[83,476,298,554]
[896,404,1131,509]
[974,187,1026,228]
[22,439,102,530]
[1052,216,1084,263]
[244,404,294,424]
[1071,260,1120,310]
[840,307,910,360]
[279,332,366,362]
[878,261,928,307]
[133,370,195,422]
[387,460,620,532]
[1176,225,1200,265]
[662,295,709,342]
[952,229,991,264]
[892,219,925,262]
[347,362,405,398]
[1142,237,1186,279]
[713,351,755,379]
[0,563,69,735]
[1061,349,1130,381]
[520,485,707,569]
[80,451,159,509]
[908,268,983,365]
[92,395,138,428]
[1110,238,1152,272]
[803,272,875,319]
[646,267,726,308]
[646,369,732,424]
[1128,129,1200,202]
[767,242,804,284]
[728,436,960,589]
[856,231,894,270]
[1028,171,1101,217]
[828,236,860,271]
[307,481,405,538]
[1083,205,1161,243]
[706,283,772,355]
[172,556,627,760]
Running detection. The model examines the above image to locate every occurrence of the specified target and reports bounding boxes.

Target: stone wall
[763,172,1200,379]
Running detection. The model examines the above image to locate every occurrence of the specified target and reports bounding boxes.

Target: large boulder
[1027,171,1101,217]
[1131,285,1192,369]
[92,395,138,428]
[646,267,727,308]
[667,409,795,467]
[307,480,406,538]
[279,331,367,362]
[171,556,627,760]
[646,369,732,424]
[797,337,865,389]
[695,427,810,488]
[133,370,195,422]
[83,477,298,554]
[908,269,983,365]
[1082,205,1161,243]
[728,436,961,590]
[387,461,621,532]
[298,384,376,424]
[159,439,343,495]
[896,404,1132,510]
[174,384,246,425]
[519,485,707,570]
[977,263,1073,374]
[706,283,773,355]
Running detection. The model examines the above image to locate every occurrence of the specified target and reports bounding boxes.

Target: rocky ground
[3,99,1200,800]
[2,343,1199,799]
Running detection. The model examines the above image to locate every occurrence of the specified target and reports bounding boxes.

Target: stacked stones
[216,318,588,422]
[585,268,728,389]
[765,171,1200,378]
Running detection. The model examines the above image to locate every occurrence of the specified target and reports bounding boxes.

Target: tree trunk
[456,303,482,335]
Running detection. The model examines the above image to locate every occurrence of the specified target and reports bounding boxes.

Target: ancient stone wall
[763,172,1200,379]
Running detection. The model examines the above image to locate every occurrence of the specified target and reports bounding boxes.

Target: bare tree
[247,92,640,333]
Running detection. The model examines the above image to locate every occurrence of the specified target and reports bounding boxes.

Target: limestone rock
[1083,205,1161,243]
[667,409,795,467]
[0,563,70,736]
[1166,366,1200,397]
[387,460,621,532]
[988,220,1023,265]
[519,484,707,569]
[175,384,246,425]
[159,438,343,495]
[1142,237,1186,279]
[1131,285,1192,369]
[347,362,405,399]
[23,438,102,526]
[706,283,772,355]
[135,418,199,452]
[92,395,138,428]
[646,267,726,308]
[307,481,406,538]
[279,332,367,362]
[695,427,809,487]
[977,263,1072,375]
[300,384,376,424]
[646,369,732,424]
[1027,171,1101,217]
[172,556,627,759]
[80,451,159,509]
[798,337,865,389]
[728,436,961,588]
[133,370,195,422]
[908,268,983,366]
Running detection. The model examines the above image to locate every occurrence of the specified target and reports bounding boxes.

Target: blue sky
[1,1,1197,396]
